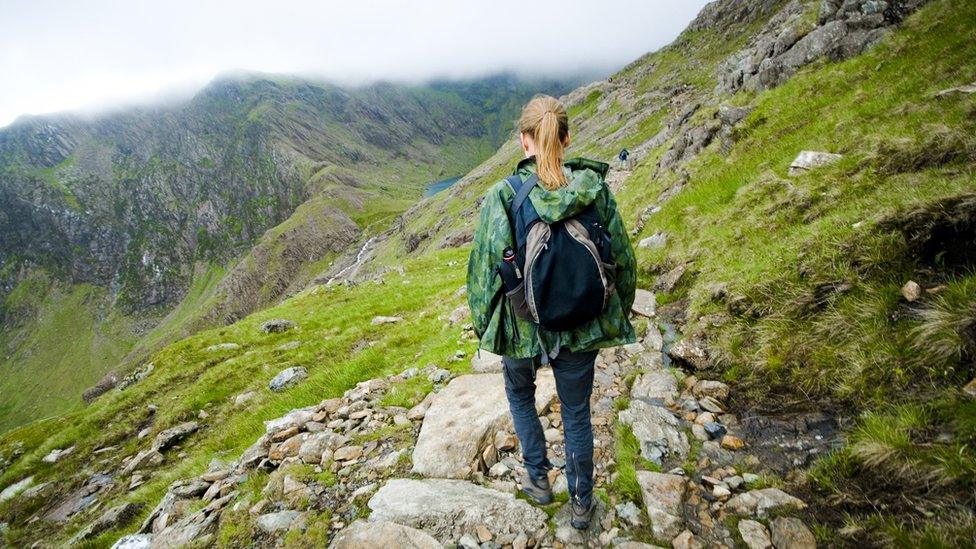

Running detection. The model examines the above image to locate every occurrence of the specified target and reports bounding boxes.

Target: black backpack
[496,173,616,333]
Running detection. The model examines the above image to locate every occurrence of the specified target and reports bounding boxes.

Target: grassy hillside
[1,0,974,546]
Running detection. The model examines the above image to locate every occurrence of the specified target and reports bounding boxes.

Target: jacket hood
[515,156,610,223]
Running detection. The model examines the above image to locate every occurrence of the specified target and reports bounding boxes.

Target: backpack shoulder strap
[511,173,538,214]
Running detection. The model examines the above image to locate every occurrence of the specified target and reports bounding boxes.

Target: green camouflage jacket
[467,156,637,359]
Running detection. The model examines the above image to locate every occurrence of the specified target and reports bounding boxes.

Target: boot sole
[521,488,553,505]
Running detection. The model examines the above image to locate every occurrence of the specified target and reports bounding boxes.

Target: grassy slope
[1,1,974,545]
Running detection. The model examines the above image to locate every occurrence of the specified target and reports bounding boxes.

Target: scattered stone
[636,471,686,540]
[261,319,297,333]
[73,503,143,541]
[692,380,730,401]
[205,343,239,352]
[153,422,200,452]
[668,339,709,370]
[256,510,303,534]
[448,304,470,326]
[371,315,403,325]
[472,350,504,373]
[638,232,668,249]
[234,391,257,407]
[934,82,976,99]
[738,519,773,549]
[712,484,732,500]
[770,517,816,548]
[788,151,843,176]
[704,422,727,440]
[330,519,442,548]
[631,370,678,407]
[718,103,754,126]
[269,366,308,392]
[901,280,921,302]
[334,446,364,462]
[964,378,976,399]
[412,372,556,478]
[276,341,301,351]
[726,488,807,518]
[721,435,745,451]
[494,431,517,452]
[427,368,451,383]
[699,396,725,413]
[42,446,75,463]
[368,479,547,545]
[672,530,704,549]
[632,289,657,317]
[0,476,33,503]
[619,399,690,464]
[615,501,642,527]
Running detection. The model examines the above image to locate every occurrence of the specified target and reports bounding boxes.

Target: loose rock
[269,366,308,392]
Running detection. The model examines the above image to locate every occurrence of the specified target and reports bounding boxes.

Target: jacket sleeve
[467,183,513,339]
[604,189,636,312]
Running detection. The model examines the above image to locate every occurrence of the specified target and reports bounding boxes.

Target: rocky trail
[93,288,826,549]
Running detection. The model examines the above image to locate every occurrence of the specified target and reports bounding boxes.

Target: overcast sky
[0,0,710,127]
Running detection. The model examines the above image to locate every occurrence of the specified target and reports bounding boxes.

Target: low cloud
[0,0,710,127]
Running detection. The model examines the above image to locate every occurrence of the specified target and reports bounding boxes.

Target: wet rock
[256,510,304,534]
[368,478,547,544]
[371,315,403,325]
[261,319,297,333]
[269,366,308,392]
[412,372,556,478]
[770,517,816,549]
[153,421,200,452]
[901,280,921,302]
[738,519,773,549]
[619,400,690,464]
[725,488,807,517]
[636,471,686,539]
[704,423,727,440]
[632,289,657,317]
[330,519,443,548]
[668,339,709,370]
[788,150,843,175]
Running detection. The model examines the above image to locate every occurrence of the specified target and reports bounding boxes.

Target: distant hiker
[467,95,636,530]
[618,147,633,170]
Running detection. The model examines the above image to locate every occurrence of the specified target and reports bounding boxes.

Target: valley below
[1,0,975,547]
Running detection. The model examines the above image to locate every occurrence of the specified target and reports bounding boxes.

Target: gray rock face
[788,150,843,175]
[636,471,686,540]
[619,400,689,464]
[330,519,443,548]
[412,372,556,478]
[638,232,668,249]
[368,479,548,544]
[717,0,930,94]
[269,366,308,392]
[73,502,143,541]
[152,421,200,452]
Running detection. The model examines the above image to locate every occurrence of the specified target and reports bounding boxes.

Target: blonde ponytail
[517,95,569,190]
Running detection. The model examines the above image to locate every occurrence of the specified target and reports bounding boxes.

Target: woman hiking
[467,95,637,530]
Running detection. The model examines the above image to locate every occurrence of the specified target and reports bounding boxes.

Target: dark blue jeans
[502,349,597,507]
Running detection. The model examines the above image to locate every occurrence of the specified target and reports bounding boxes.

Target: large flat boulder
[330,519,442,548]
[412,372,556,478]
[636,471,686,540]
[368,478,547,544]
[619,399,689,465]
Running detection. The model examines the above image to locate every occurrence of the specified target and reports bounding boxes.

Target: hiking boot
[570,500,596,530]
[519,471,553,505]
